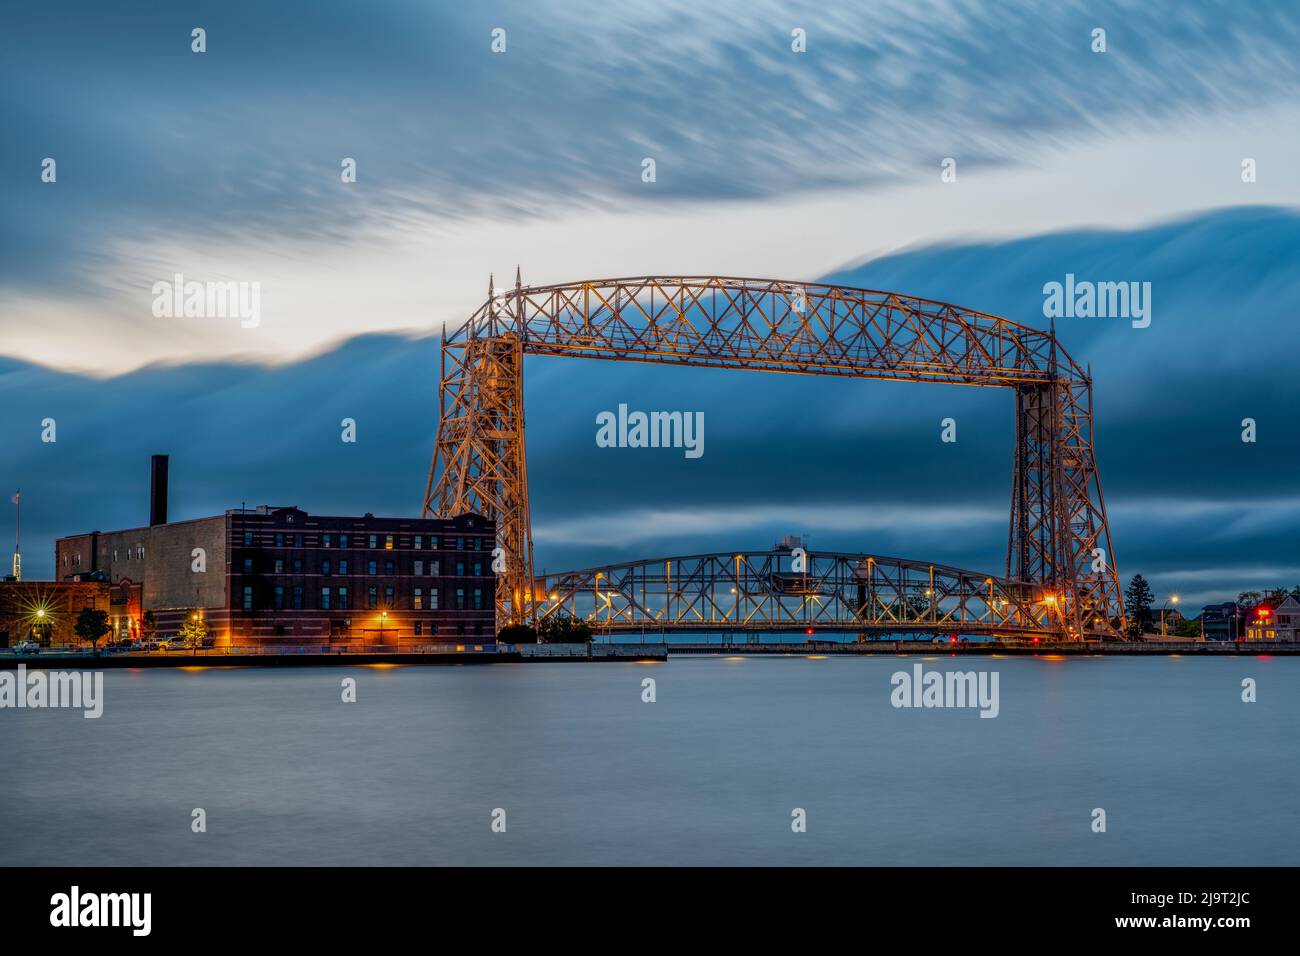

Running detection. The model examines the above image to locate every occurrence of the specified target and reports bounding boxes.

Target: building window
[293,558,303,573]
[275,533,284,547]
[430,589,439,610]
[427,620,438,634]
[368,560,378,575]
[294,534,302,547]
[369,534,378,549]
[292,586,303,610]
[414,535,423,549]
[244,531,254,546]
[339,559,349,575]
[321,587,331,610]
[274,586,284,610]
[339,533,349,548]
[323,533,332,548]
[243,558,253,573]
[136,545,144,559]
[414,588,423,610]
[456,588,465,610]
[456,536,463,551]
[322,559,331,576]
[473,561,482,577]
[384,560,394,575]
[414,621,423,636]
[457,562,465,577]
[430,560,440,575]
[367,586,377,610]
[384,586,394,606]
[274,559,284,574]
[243,586,254,610]
[385,534,394,550]
[414,560,424,575]
[338,587,349,610]
[431,536,439,549]
[473,588,483,610]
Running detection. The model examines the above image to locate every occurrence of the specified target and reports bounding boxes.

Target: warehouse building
[54,456,497,647]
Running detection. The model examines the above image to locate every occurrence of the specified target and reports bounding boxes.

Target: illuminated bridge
[537,547,1068,639]
[423,274,1127,640]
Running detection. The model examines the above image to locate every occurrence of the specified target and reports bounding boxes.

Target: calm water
[2,655,1297,866]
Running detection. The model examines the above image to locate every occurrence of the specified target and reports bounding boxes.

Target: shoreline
[0,639,1295,668]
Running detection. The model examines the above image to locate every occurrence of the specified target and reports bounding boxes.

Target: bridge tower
[424,275,1125,638]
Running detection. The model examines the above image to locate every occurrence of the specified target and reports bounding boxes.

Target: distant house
[1245,595,1300,641]
[1202,602,1247,641]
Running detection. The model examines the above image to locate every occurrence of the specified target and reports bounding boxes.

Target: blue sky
[3,1,1300,606]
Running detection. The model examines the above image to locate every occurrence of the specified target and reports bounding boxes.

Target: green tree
[74,607,111,653]
[1124,574,1154,639]
[178,612,209,649]
[537,613,593,644]
[140,610,156,643]
[1237,590,1263,607]
[497,623,537,644]
[1173,615,1203,639]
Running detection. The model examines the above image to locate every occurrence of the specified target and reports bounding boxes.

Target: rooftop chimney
[150,454,169,526]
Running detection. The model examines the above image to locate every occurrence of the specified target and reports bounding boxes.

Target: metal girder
[536,549,1060,638]
[423,275,1126,640]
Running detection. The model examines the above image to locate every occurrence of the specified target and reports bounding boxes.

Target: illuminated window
[385,535,394,550]
[369,534,378,549]
[243,586,253,610]
[414,588,423,610]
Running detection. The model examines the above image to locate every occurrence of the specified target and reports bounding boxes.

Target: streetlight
[1161,594,1180,637]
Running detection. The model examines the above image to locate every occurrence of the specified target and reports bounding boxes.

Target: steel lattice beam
[423,275,1126,640]
[535,549,1060,638]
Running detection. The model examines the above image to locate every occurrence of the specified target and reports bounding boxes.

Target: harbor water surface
[2,655,1296,866]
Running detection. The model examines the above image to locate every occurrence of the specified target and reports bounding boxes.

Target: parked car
[13,641,41,655]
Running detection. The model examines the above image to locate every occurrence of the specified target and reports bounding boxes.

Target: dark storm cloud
[3,0,1299,291]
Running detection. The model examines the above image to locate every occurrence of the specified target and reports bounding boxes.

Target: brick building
[54,458,497,647]
[0,580,113,648]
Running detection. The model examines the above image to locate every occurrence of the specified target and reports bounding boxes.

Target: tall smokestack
[150,454,169,526]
